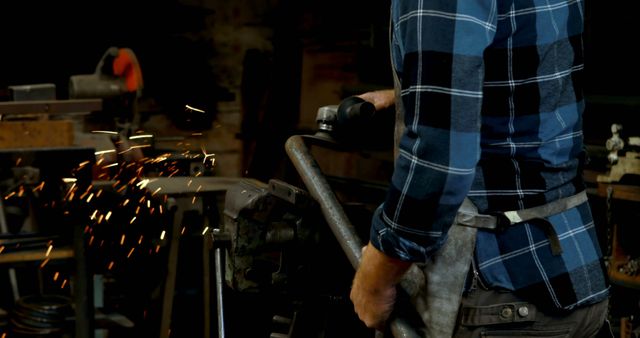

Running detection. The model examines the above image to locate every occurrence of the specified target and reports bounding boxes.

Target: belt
[454,191,588,255]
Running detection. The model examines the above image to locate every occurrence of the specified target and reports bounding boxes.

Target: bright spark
[40,258,50,269]
[185,104,205,113]
[129,134,153,140]
[136,179,151,189]
[92,130,118,135]
[201,227,209,235]
[94,149,117,155]
[160,230,166,240]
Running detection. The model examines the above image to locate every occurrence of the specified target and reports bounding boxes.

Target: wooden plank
[0,120,74,149]
[0,247,74,264]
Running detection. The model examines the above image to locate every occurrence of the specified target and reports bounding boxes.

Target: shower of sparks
[92,130,118,135]
[201,226,209,235]
[185,104,205,113]
[160,230,166,240]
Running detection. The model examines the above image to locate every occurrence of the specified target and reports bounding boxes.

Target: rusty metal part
[284,135,423,338]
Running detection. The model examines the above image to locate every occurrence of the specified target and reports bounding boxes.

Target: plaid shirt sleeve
[370,1,498,261]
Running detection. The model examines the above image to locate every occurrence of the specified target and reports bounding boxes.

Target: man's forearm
[350,242,412,329]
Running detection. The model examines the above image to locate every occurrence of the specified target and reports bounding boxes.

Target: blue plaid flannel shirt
[370,0,609,311]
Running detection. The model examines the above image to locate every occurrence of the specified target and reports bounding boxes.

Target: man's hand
[357,89,395,111]
[350,243,411,330]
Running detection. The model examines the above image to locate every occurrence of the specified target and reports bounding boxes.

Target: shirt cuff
[369,204,447,262]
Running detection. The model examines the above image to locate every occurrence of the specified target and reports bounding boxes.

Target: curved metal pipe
[285,135,423,338]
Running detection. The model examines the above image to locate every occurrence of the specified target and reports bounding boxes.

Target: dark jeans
[453,287,611,338]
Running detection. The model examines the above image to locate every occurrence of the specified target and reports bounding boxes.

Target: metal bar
[203,236,211,338]
[214,247,226,338]
[73,211,94,338]
[284,135,363,268]
[0,99,102,115]
[0,200,20,301]
[284,135,422,338]
[160,198,182,338]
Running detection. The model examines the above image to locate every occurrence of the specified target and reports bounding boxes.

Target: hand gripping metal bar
[285,135,424,338]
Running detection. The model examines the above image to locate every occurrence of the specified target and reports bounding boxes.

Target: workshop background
[0,0,639,338]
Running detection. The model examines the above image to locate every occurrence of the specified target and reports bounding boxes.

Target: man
[350,0,610,337]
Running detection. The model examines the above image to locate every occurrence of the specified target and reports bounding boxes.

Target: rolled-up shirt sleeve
[370,0,497,261]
